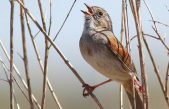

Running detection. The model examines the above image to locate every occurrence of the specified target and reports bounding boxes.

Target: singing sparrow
[79,4,143,109]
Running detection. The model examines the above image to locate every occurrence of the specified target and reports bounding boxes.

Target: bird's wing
[95,30,136,73]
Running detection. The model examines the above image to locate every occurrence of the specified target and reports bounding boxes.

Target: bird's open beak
[81,3,93,16]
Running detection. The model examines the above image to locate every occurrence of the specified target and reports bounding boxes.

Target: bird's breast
[79,35,130,82]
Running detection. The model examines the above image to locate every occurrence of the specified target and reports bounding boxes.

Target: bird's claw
[82,84,95,97]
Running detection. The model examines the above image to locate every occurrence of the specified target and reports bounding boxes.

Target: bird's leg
[130,72,145,94]
[82,79,112,97]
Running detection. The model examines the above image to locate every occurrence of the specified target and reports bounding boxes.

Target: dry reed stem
[124,0,137,107]
[0,58,21,109]
[123,0,130,51]
[9,0,15,109]
[48,0,52,35]
[143,0,169,52]
[142,35,169,107]
[120,1,125,109]
[150,20,169,28]
[120,85,124,109]
[0,41,41,109]
[165,62,169,101]
[25,14,62,109]
[122,0,137,108]
[48,0,77,49]
[128,33,159,46]
[152,27,169,52]
[0,59,29,102]
[129,0,149,109]
[143,0,169,106]
[20,0,34,108]
[16,0,104,108]
[13,92,21,109]
[37,0,49,109]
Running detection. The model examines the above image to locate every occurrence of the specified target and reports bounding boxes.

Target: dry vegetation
[0,0,169,109]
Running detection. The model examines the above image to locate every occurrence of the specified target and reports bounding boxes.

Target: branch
[25,13,62,108]
[20,1,34,108]
[48,0,77,49]
[0,40,41,109]
[48,0,52,35]
[149,20,169,28]
[9,0,15,108]
[15,0,104,108]
[143,35,169,106]
[0,58,22,109]
[129,0,149,108]
[165,62,169,100]
[152,27,169,52]
[37,0,49,109]
[143,0,169,52]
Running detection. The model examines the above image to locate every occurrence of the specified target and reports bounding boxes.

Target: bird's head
[81,3,112,31]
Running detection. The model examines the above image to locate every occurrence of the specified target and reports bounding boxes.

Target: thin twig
[37,0,49,109]
[165,62,169,100]
[123,0,130,51]
[13,92,21,109]
[129,0,149,108]
[126,33,159,46]
[0,58,21,109]
[120,85,124,109]
[120,1,125,109]
[130,33,159,42]
[152,27,169,51]
[143,35,169,106]
[143,0,169,52]
[48,0,77,49]
[149,20,169,28]
[9,0,15,108]
[20,0,34,108]
[0,79,9,83]
[15,1,104,108]
[48,0,52,35]
[33,31,40,39]
[0,58,29,102]
[0,40,41,109]
[25,14,63,109]
[125,1,137,108]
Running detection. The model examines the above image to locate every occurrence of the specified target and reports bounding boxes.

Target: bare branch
[48,0,52,35]
[149,20,169,28]
[37,0,49,108]
[9,0,15,108]
[0,40,41,109]
[143,0,169,52]
[129,0,149,108]
[48,0,77,49]
[128,33,159,45]
[25,13,62,108]
[165,62,169,99]
[0,58,22,109]
[20,0,34,108]
[143,35,169,106]
[152,27,169,52]
[15,1,104,108]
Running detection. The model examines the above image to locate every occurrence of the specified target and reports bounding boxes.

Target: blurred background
[0,0,169,109]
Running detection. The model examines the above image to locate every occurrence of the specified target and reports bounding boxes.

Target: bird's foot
[130,72,145,94]
[82,84,96,97]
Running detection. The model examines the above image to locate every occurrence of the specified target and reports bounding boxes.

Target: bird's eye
[95,11,103,18]
[98,11,103,16]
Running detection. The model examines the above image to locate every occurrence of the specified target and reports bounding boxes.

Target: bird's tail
[123,79,143,109]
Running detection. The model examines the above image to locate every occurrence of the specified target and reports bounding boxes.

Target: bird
[79,3,143,109]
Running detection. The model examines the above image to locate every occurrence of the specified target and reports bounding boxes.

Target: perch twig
[16,0,104,108]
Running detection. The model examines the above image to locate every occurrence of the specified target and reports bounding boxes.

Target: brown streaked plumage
[80,4,143,109]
